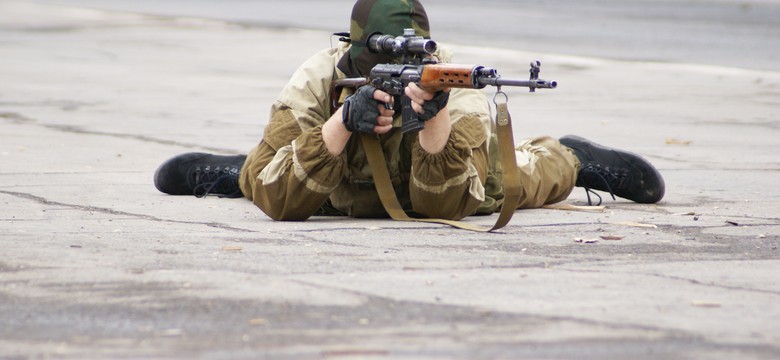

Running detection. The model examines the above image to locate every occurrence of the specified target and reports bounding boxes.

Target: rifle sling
[361,102,521,232]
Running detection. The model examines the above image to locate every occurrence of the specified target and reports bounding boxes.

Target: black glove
[418,90,450,122]
[342,86,381,134]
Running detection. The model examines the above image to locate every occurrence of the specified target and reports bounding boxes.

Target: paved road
[42,0,780,71]
[1,1,779,359]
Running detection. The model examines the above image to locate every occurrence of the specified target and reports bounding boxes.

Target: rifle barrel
[478,77,557,89]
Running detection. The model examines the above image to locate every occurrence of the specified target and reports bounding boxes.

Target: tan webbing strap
[361,101,521,232]
[491,102,522,230]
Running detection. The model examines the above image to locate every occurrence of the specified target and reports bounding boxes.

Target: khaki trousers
[241,135,579,217]
[511,136,579,209]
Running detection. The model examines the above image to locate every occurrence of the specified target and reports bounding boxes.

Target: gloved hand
[342,86,383,134]
[417,90,450,122]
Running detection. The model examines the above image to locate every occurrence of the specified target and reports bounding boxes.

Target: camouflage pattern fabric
[337,0,431,77]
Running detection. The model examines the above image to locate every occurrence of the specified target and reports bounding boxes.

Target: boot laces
[578,163,629,206]
[192,165,241,198]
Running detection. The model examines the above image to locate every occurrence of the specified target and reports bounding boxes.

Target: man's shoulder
[280,46,343,95]
[275,44,350,127]
[296,44,349,78]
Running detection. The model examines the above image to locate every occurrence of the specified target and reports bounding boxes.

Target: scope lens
[422,41,436,54]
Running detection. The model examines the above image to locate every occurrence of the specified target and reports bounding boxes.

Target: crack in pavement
[290,278,698,338]
[558,267,780,296]
[0,190,255,233]
[0,111,240,154]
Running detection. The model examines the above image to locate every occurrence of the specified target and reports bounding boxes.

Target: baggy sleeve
[238,47,350,220]
[239,105,347,221]
[408,88,492,220]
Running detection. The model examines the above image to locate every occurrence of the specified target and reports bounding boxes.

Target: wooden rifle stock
[329,77,368,115]
[418,64,481,92]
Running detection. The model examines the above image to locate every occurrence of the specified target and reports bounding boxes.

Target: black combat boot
[154,152,246,198]
[560,135,665,205]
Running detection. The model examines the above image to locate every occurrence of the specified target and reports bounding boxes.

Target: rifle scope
[367,28,437,57]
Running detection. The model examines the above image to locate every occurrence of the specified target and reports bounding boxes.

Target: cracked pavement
[1,1,779,359]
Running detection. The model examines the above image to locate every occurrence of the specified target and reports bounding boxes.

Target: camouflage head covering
[337,0,430,77]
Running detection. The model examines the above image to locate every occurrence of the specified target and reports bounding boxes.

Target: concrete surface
[1,1,779,359]
[40,0,780,71]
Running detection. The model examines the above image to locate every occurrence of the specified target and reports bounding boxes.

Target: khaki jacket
[239,43,504,220]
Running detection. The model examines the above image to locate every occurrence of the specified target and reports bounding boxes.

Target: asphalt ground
[40,0,780,71]
[1,1,779,359]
